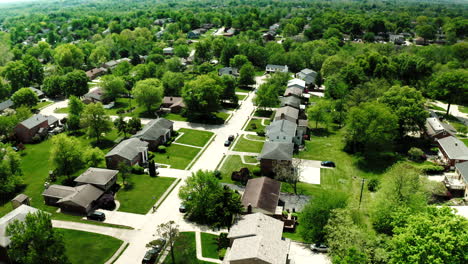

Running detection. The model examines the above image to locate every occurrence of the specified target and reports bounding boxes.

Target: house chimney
[247,203,252,214]
[281,113,285,119]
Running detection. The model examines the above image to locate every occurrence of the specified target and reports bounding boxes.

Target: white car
[311,244,329,253]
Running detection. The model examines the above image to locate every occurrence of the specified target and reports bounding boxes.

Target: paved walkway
[433,101,468,125]
[51,220,136,242]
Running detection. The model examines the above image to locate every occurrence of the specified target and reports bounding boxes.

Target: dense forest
[0,0,466,263]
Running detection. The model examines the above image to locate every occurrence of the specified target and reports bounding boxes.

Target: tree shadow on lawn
[91,139,116,150]
[354,152,402,175]
[310,128,336,137]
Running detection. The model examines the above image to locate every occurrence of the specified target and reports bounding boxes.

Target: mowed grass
[459,105,468,114]
[232,135,264,153]
[236,94,247,101]
[200,233,219,259]
[176,128,214,147]
[163,232,215,264]
[245,118,270,133]
[116,175,176,214]
[461,138,468,147]
[154,144,200,169]
[60,228,123,264]
[218,155,259,184]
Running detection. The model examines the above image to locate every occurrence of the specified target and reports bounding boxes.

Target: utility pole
[358,178,365,209]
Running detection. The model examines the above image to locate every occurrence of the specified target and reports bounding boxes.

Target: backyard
[232,135,264,153]
[116,175,176,214]
[60,228,123,264]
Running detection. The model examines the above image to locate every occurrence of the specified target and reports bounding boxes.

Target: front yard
[61,228,123,264]
[244,118,270,133]
[176,128,214,147]
[200,233,221,259]
[154,144,201,169]
[232,134,264,153]
[162,232,215,264]
[116,175,176,214]
[218,155,259,184]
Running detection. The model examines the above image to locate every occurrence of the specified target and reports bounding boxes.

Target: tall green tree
[54,43,84,68]
[162,72,185,96]
[182,75,222,118]
[254,83,279,109]
[7,211,70,264]
[132,78,164,113]
[64,70,89,97]
[156,221,180,264]
[307,100,333,129]
[429,69,468,116]
[80,103,112,143]
[3,61,29,92]
[0,143,22,195]
[100,75,126,100]
[238,62,255,87]
[42,75,65,97]
[50,134,84,178]
[11,88,39,108]
[22,55,44,85]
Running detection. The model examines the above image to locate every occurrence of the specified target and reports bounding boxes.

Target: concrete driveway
[95,210,147,229]
[295,159,322,185]
[289,242,331,264]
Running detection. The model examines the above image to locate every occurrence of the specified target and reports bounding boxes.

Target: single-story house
[102,60,118,69]
[47,115,59,128]
[105,138,149,169]
[82,88,111,105]
[163,47,174,56]
[437,136,468,168]
[74,167,119,191]
[224,213,290,264]
[28,87,44,99]
[187,28,206,39]
[0,99,14,112]
[287,78,306,91]
[454,162,468,199]
[263,31,276,41]
[266,119,302,146]
[283,87,302,98]
[86,67,107,80]
[42,184,104,214]
[218,67,239,77]
[280,96,301,110]
[242,177,282,216]
[14,114,50,143]
[161,97,186,113]
[258,142,294,176]
[223,28,236,37]
[0,205,40,263]
[274,106,299,123]
[269,23,280,32]
[295,68,317,88]
[389,34,405,45]
[425,117,456,141]
[265,64,288,74]
[132,118,174,150]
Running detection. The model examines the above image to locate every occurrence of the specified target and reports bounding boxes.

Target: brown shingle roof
[242,177,281,214]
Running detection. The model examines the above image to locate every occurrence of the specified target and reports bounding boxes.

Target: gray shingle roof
[28,87,44,97]
[437,136,468,160]
[132,118,173,141]
[84,88,105,102]
[266,120,297,141]
[57,184,104,208]
[0,99,13,111]
[242,177,281,214]
[74,167,119,186]
[280,96,301,109]
[287,78,306,89]
[425,117,456,137]
[275,106,299,121]
[0,205,39,247]
[297,68,317,85]
[218,67,239,76]
[105,138,149,160]
[284,87,302,97]
[20,114,48,129]
[259,141,294,161]
[228,213,284,240]
[455,162,468,183]
[42,184,76,199]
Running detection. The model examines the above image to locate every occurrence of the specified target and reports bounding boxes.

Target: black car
[321,161,336,167]
[179,204,187,213]
[224,140,231,147]
[152,238,167,253]
[142,249,158,264]
[87,211,105,221]
[228,135,235,141]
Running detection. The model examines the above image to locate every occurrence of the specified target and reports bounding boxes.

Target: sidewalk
[195,231,222,263]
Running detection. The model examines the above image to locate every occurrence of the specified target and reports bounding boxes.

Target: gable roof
[132,118,173,141]
[284,87,303,97]
[287,78,306,89]
[425,117,456,137]
[84,88,105,102]
[437,136,468,160]
[20,114,48,129]
[48,115,58,126]
[74,167,118,186]
[162,97,185,108]
[0,205,40,247]
[242,177,281,214]
[275,106,299,121]
[105,138,148,161]
[259,141,294,161]
[42,184,76,199]
[266,64,288,71]
[0,99,13,111]
[28,87,44,97]
[455,162,468,183]
[227,235,290,264]
[297,68,317,85]
[280,96,301,109]
[266,119,297,140]
[218,67,239,76]
[57,184,104,209]
[228,213,284,241]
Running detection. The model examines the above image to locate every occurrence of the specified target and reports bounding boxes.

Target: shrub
[367,178,379,192]
[430,147,439,153]
[256,131,265,137]
[214,170,222,179]
[250,123,257,130]
[420,165,445,175]
[131,165,145,174]
[408,147,425,162]
[158,145,167,153]
[116,109,125,114]
[252,167,261,176]
[218,248,226,260]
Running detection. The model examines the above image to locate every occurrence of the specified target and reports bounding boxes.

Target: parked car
[142,248,158,264]
[321,161,336,167]
[224,140,231,147]
[152,238,167,253]
[228,135,235,141]
[311,244,329,253]
[179,204,187,213]
[87,211,105,221]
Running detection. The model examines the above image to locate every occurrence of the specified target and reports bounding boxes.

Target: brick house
[161,97,186,113]
[132,118,174,150]
[74,167,119,191]
[258,141,294,176]
[425,117,457,141]
[42,184,104,214]
[14,114,49,143]
[105,138,149,169]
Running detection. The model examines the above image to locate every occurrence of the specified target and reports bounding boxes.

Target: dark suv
[87,211,105,221]
[142,249,158,264]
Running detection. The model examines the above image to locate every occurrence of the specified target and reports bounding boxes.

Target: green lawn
[244,155,259,163]
[161,112,188,122]
[216,111,230,121]
[35,101,53,109]
[163,232,214,264]
[116,175,176,214]
[236,94,247,101]
[154,144,200,169]
[60,228,123,264]
[200,233,219,259]
[232,135,264,153]
[245,118,270,133]
[176,128,214,147]
[245,134,265,141]
[282,230,304,242]
[459,105,468,114]
[55,107,68,113]
[461,138,468,147]
[254,109,274,118]
[218,155,259,184]
[235,86,253,93]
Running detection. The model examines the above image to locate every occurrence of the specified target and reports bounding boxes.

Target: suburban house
[161,97,186,113]
[0,99,13,112]
[224,213,291,264]
[0,205,39,263]
[266,119,302,146]
[425,117,457,141]
[389,34,405,45]
[444,162,468,198]
[437,136,468,168]
[284,87,302,98]
[163,47,174,55]
[262,31,276,41]
[14,114,50,143]
[11,194,30,209]
[274,106,299,123]
[280,96,302,110]
[86,67,107,80]
[42,184,104,214]
[296,68,317,88]
[258,141,294,176]
[105,138,149,169]
[223,28,236,37]
[265,64,288,74]
[242,177,281,215]
[74,167,118,191]
[287,78,306,91]
[187,28,206,39]
[132,118,174,150]
[218,67,239,77]
[297,119,310,139]
[28,87,44,99]
[454,162,468,199]
[102,60,119,69]
[82,88,111,105]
